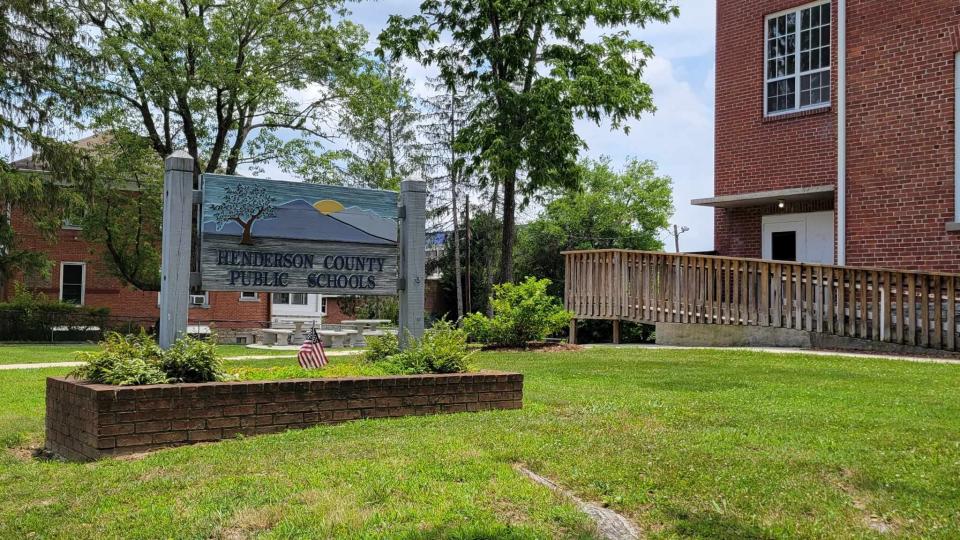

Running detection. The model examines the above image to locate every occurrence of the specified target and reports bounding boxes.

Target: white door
[762,212,834,264]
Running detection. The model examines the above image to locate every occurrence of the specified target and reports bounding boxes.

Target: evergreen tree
[421,77,477,318]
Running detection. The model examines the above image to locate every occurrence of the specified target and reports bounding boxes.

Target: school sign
[158,152,426,349]
[199,174,400,296]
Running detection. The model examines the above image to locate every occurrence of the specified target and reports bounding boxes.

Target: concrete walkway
[585,343,960,366]
[0,350,363,370]
[4,345,955,370]
[0,361,86,370]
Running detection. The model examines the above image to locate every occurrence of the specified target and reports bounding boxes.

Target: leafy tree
[73,132,165,290]
[339,59,424,190]
[69,0,373,176]
[211,184,278,245]
[381,0,678,283]
[514,158,673,297]
[2,0,388,292]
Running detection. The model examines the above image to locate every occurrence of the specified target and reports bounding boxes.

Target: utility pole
[465,194,472,313]
[670,224,690,253]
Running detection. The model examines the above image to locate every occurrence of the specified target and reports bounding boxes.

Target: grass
[0,343,295,364]
[2,348,960,538]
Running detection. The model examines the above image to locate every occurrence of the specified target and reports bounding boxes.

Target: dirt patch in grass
[215,505,285,540]
[7,444,60,462]
[834,468,900,535]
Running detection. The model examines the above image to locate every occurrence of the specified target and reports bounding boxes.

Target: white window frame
[272,292,308,306]
[764,1,832,117]
[319,296,328,315]
[239,291,259,302]
[59,262,86,305]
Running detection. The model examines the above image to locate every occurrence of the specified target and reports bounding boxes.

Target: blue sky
[347,0,718,252]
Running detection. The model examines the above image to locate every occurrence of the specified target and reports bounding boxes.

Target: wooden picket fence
[563,249,960,352]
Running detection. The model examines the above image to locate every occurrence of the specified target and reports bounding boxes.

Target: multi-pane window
[272,292,308,305]
[60,263,85,305]
[765,2,831,115]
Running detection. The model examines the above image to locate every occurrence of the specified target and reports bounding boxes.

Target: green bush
[70,332,167,385]
[0,285,110,341]
[362,332,400,364]
[380,321,471,375]
[70,332,225,385]
[159,335,225,383]
[462,277,572,347]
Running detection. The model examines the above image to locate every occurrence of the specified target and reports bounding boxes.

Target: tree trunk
[485,181,499,317]
[451,166,464,319]
[498,170,516,284]
[240,224,254,245]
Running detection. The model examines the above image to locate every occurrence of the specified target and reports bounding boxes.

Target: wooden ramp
[563,250,959,354]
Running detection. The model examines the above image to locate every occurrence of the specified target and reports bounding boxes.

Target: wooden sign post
[398,180,427,347]
[158,151,194,349]
[158,152,426,349]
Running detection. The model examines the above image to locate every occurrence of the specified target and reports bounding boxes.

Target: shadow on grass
[395,524,594,540]
[666,507,776,540]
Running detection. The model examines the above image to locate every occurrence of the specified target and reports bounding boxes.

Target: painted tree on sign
[211,184,277,245]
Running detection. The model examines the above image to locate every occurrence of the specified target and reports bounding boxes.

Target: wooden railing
[563,250,960,352]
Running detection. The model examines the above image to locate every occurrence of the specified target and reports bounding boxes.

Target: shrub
[362,332,400,364]
[381,320,471,375]
[70,332,167,386]
[159,335,225,383]
[0,285,110,342]
[463,277,572,347]
[70,332,225,385]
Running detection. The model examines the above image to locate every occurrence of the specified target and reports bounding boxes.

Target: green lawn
[0,343,295,364]
[2,349,960,538]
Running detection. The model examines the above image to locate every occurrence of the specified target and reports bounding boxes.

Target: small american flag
[298,327,328,369]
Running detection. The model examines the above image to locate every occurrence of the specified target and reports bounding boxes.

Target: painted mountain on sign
[332,207,398,242]
[202,199,396,245]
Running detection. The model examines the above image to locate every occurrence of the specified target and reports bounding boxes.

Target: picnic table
[260,329,292,346]
[340,319,392,347]
[317,330,350,348]
[276,320,307,344]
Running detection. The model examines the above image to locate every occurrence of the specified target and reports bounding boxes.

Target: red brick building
[696,1,960,272]
[4,203,273,338]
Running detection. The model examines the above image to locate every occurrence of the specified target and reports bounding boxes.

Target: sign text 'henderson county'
[215,249,388,290]
[199,174,399,296]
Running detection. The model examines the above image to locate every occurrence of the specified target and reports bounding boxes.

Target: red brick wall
[715,199,836,258]
[714,0,838,197]
[844,1,960,271]
[715,0,960,272]
[323,298,347,324]
[715,0,839,261]
[46,373,524,461]
[7,208,269,328]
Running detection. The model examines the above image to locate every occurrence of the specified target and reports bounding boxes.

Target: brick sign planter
[46,372,523,461]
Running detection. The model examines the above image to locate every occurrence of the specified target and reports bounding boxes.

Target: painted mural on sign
[200,174,399,295]
[202,175,398,245]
